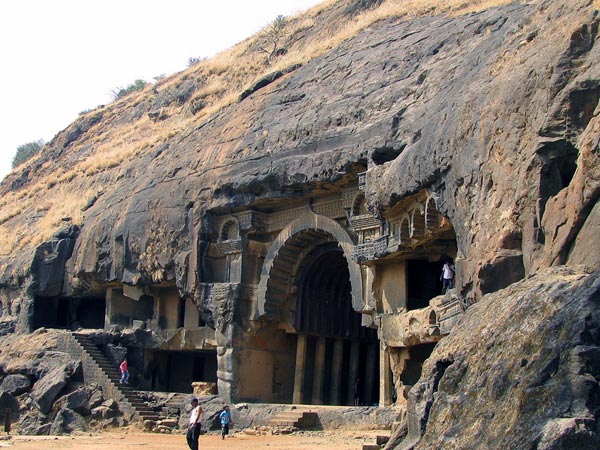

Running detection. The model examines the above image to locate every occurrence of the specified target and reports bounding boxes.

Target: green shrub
[111,79,148,100]
[12,139,44,168]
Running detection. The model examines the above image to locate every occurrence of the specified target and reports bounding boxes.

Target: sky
[0,0,323,181]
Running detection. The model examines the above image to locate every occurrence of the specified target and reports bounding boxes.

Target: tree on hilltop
[257,15,289,64]
[12,139,44,168]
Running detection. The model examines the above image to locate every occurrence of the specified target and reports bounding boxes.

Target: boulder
[18,410,50,435]
[191,381,217,396]
[29,225,78,297]
[31,367,68,414]
[392,267,600,449]
[49,407,88,435]
[0,374,31,395]
[29,351,80,379]
[55,387,91,416]
[87,384,104,409]
[90,405,118,420]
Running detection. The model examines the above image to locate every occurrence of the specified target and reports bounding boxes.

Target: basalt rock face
[0,0,597,440]
[392,266,600,450]
[0,1,597,301]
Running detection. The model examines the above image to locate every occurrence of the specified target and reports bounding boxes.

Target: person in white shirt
[186,397,202,450]
[440,260,455,293]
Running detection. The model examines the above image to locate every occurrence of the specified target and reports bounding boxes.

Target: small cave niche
[537,139,578,206]
[400,342,437,388]
[107,290,154,328]
[371,145,405,165]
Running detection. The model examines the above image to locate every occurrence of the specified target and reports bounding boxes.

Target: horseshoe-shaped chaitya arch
[254,206,363,321]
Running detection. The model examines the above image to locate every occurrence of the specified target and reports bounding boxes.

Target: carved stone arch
[352,192,369,216]
[254,208,362,321]
[220,217,239,241]
[425,195,441,231]
[399,214,411,244]
[410,203,426,239]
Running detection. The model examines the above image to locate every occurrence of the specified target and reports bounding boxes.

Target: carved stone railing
[352,235,388,262]
[349,213,379,231]
[358,172,367,192]
[431,294,467,335]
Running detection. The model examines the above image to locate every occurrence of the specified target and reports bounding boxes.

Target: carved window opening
[399,218,410,244]
[220,219,239,241]
[352,193,369,216]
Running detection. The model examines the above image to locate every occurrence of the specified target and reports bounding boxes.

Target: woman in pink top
[119,358,129,384]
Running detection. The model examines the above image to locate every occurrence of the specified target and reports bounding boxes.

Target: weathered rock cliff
[0,0,597,302]
[391,266,600,450]
[0,0,598,445]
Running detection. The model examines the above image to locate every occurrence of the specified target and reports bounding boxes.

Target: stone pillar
[293,334,308,404]
[330,339,344,405]
[311,336,327,405]
[364,343,377,405]
[104,289,113,329]
[380,344,392,406]
[347,341,360,405]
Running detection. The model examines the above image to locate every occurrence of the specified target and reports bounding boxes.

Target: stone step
[68,333,154,422]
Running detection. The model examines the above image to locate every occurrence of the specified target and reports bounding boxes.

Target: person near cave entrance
[219,405,231,439]
[440,259,455,293]
[186,397,202,450]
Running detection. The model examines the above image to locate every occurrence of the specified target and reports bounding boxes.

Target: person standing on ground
[186,397,202,450]
[219,404,231,440]
[119,358,129,384]
[440,259,455,293]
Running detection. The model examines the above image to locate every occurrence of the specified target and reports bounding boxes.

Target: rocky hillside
[392,266,600,450]
[0,0,599,447]
[2,0,597,299]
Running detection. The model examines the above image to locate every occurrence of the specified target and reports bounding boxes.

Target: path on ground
[0,429,383,450]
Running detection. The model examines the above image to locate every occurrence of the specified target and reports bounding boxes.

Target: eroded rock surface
[390,266,600,449]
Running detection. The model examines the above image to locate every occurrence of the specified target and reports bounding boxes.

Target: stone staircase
[57,332,160,422]
[267,409,319,429]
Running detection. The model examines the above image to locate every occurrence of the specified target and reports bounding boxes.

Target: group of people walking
[186,397,231,450]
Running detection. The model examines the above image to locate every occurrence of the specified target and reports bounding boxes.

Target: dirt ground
[0,428,385,450]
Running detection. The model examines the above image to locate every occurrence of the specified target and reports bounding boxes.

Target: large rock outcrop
[0,0,596,305]
[0,0,598,442]
[392,266,600,449]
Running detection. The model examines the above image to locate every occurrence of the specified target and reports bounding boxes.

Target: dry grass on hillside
[0,0,516,262]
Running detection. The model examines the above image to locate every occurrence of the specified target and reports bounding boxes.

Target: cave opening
[32,296,106,330]
[143,349,218,393]
[292,242,379,406]
[400,342,437,389]
[406,259,444,310]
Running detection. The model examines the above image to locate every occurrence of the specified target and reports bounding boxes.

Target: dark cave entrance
[292,243,379,406]
[33,296,106,330]
[144,349,218,393]
[406,259,444,310]
[400,342,438,388]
